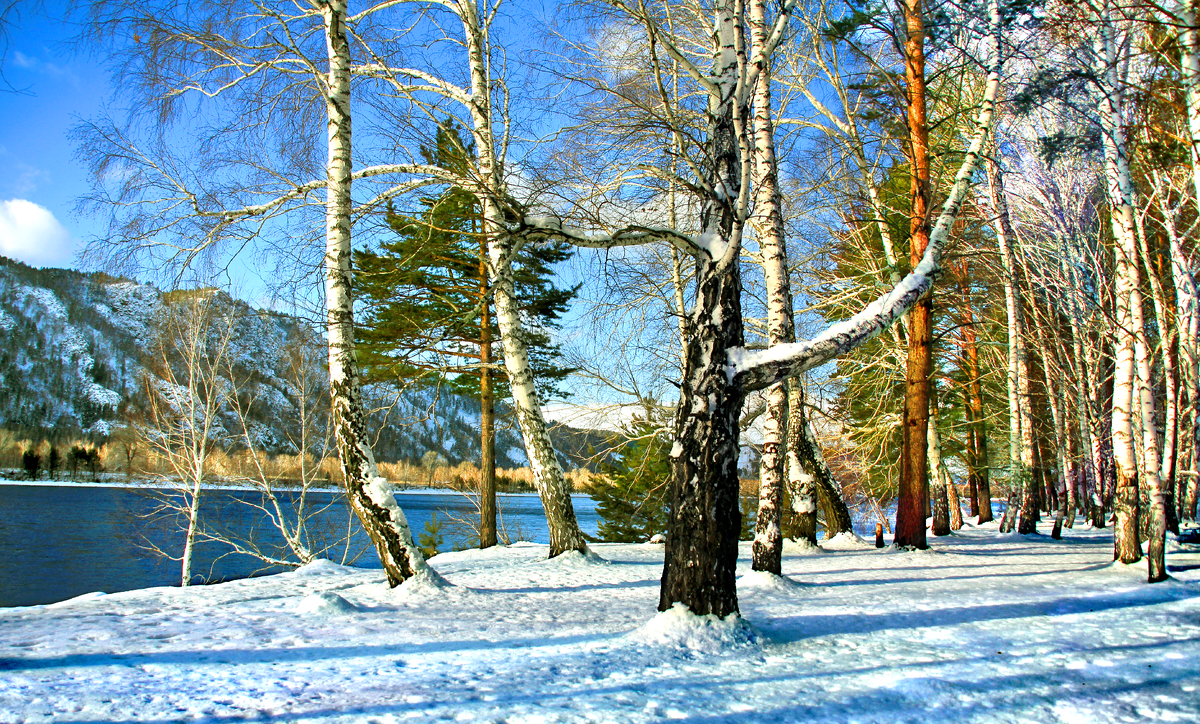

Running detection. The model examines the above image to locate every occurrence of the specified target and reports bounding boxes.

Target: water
[0,483,599,607]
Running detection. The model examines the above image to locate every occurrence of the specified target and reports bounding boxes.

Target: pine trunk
[896,0,932,550]
[479,238,497,549]
[958,276,993,523]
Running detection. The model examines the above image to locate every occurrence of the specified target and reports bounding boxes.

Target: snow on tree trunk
[659,0,750,617]
[321,0,433,587]
[749,0,795,576]
[785,382,819,545]
[459,0,588,557]
[1096,6,1142,564]
[928,393,951,537]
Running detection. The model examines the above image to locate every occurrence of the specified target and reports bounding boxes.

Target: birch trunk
[181,474,201,586]
[1137,210,1180,535]
[1177,0,1200,523]
[1167,209,1200,522]
[785,382,820,545]
[987,154,1037,534]
[749,0,796,575]
[1135,280,1169,581]
[459,0,588,557]
[928,392,951,536]
[659,0,752,617]
[1179,0,1200,209]
[322,0,432,586]
[1096,6,1142,563]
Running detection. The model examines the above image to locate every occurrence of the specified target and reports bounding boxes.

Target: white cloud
[0,199,77,267]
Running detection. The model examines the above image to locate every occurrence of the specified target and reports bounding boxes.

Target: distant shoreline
[0,478,567,498]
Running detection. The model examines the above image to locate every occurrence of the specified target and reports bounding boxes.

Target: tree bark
[479,234,497,549]
[957,269,993,523]
[659,0,750,618]
[929,387,951,536]
[322,0,432,586]
[1096,6,1141,564]
[896,0,932,550]
[749,0,796,575]
[786,381,820,546]
[459,0,589,557]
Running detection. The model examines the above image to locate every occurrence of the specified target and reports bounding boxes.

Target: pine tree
[355,121,577,548]
[588,418,671,543]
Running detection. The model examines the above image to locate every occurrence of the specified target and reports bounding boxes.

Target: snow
[2,522,1199,723]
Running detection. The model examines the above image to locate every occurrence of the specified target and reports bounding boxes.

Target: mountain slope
[0,256,610,469]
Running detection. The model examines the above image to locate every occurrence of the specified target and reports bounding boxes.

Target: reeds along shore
[0,431,600,491]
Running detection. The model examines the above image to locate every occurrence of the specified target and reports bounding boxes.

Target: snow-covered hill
[0,256,610,468]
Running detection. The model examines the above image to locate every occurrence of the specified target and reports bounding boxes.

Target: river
[0,482,600,607]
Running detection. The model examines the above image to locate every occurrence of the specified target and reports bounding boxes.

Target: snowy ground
[2,520,1198,724]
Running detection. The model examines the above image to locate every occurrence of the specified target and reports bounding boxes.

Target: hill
[0,256,613,469]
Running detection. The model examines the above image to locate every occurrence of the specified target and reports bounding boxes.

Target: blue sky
[0,6,110,268]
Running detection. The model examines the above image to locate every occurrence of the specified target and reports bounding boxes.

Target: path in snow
[1,520,1198,723]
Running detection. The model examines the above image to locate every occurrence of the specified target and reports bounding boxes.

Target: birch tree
[80,0,443,586]
[520,0,1004,616]
[356,0,595,556]
[139,293,236,586]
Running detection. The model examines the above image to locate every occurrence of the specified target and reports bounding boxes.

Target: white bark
[749,0,796,574]
[1095,4,1141,563]
[321,0,434,586]
[454,0,588,556]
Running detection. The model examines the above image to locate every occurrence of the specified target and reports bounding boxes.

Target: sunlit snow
[2,523,1198,723]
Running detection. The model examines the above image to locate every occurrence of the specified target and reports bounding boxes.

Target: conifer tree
[355,122,577,548]
[588,418,671,543]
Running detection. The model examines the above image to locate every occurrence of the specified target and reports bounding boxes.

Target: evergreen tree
[355,121,577,548]
[588,418,671,543]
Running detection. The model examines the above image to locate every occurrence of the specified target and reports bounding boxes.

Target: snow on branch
[513,216,705,256]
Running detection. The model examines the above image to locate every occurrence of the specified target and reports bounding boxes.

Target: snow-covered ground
[2,520,1198,723]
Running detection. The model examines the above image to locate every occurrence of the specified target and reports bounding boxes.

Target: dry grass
[0,432,601,491]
